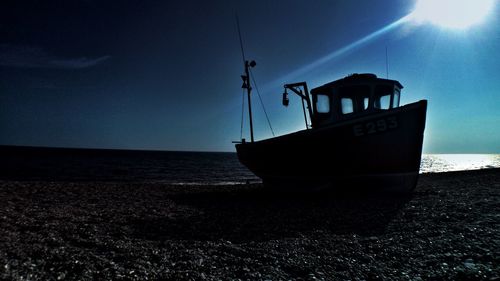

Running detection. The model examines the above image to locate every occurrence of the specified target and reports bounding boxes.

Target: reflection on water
[421,154,500,173]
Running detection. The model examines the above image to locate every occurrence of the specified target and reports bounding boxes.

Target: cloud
[0,44,111,69]
[49,56,111,69]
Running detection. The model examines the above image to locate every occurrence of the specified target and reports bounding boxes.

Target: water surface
[1,146,498,184]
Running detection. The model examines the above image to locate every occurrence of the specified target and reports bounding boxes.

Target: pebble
[464,258,475,269]
[0,170,499,280]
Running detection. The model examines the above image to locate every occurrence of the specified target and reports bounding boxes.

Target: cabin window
[316,94,330,113]
[341,98,354,114]
[374,85,393,110]
[339,85,370,113]
[377,95,391,109]
[392,90,400,108]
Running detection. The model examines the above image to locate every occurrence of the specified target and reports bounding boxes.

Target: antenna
[385,46,389,79]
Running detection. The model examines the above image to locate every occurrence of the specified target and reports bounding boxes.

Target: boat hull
[236,100,427,192]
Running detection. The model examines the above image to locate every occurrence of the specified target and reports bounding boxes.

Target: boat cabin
[310,73,403,128]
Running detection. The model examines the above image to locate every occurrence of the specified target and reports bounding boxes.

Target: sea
[1,146,499,184]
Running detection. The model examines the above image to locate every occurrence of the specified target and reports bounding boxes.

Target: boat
[234,60,427,192]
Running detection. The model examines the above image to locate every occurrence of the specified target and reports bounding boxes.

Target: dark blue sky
[1,0,499,152]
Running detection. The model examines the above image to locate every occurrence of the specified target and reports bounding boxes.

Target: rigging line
[235,13,246,66]
[249,68,275,137]
[240,88,245,141]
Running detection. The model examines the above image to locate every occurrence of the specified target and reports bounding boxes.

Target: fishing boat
[234,60,427,192]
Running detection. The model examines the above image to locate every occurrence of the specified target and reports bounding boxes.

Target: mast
[236,15,256,143]
[243,61,255,142]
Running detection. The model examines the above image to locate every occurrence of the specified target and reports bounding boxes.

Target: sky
[0,0,499,153]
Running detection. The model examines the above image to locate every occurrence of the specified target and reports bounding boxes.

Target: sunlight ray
[272,14,413,85]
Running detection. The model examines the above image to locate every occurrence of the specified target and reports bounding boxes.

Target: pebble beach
[1,169,499,280]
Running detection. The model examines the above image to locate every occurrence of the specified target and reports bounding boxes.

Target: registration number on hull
[352,116,398,137]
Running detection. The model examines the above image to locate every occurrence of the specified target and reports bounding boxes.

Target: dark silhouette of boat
[235,60,427,192]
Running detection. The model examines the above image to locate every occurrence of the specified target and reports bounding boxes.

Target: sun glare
[411,0,495,29]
